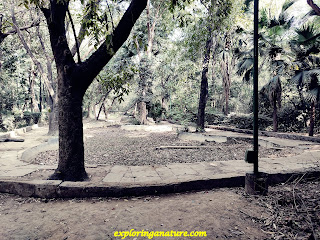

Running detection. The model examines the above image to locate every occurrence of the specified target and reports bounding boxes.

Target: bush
[224,113,272,130]
[148,102,165,122]
[23,112,41,125]
[205,113,226,125]
[2,115,15,131]
[277,106,307,132]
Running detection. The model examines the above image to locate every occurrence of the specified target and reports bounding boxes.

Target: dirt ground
[0,179,319,240]
[32,126,301,166]
[2,123,319,239]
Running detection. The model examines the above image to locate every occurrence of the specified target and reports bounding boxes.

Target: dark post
[253,0,259,175]
[244,0,268,195]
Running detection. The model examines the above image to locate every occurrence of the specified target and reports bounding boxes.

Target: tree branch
[70,0,102,58]
[0,14,40,45]
[78,0,147,90]
[307,0,320,16]
[66,8,81,63]
[41,1,74,68]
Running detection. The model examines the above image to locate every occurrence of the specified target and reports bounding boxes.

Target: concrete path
[0,124,319,198]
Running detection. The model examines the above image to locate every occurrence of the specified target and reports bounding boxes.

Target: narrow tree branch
[79,0,147,90]
[0,14,40,45]
[106,0,115,31]
[67,8,81,63]
[307,0,320,16]
[70,0,102,57]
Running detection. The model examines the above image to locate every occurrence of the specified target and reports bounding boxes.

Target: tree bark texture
[197,28,213,130]
[40,0,147,181]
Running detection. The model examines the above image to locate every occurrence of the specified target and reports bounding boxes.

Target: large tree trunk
[197,28,213,131]
[138,101,148,124]
[309,102,315,136]
[49,69,87,181]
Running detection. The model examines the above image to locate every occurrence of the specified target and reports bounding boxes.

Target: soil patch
[0,180,318,239]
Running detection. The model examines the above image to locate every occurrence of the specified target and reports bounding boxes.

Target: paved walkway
[0,123,319,198]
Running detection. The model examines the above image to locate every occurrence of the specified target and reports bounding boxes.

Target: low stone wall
[0,124,40,139]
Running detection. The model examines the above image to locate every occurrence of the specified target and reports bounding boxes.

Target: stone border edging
[208,125,320,143]
[20,137,58,163]
[0,171,319,199]
[0,124,39,139]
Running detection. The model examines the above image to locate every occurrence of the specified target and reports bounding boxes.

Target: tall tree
[290,25,320,136]
[259,75,282,131]
[197,27,213,130]
[23,0,148,181]
[11,5,58,134]
[196,0,237,130]
[134,0,162,124]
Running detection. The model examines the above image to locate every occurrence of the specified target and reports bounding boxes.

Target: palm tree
[290,24,320,136]
[259,75,282,131]
[236,0,295,83]
[235,1,294,131]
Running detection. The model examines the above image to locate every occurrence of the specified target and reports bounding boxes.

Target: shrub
[224,113,272,130]
[2,115,15,131]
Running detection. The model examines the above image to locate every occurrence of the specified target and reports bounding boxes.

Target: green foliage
[22,111,41,125]
[147,101,165,122]
[224,113,273,131]
[80,0,115,48]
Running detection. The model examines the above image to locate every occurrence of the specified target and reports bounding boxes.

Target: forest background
[0,0,320,136]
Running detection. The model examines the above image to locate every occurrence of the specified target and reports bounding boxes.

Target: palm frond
[304,88,319,103]
[243,0,254,12]
[295,24,317,44]
[282,0,297,12]
[290,72,303,86]
[236,58,253,76]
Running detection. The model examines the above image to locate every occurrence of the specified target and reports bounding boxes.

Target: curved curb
[208,125,320,143]
[0,171,319,199]
[20,137,58,163]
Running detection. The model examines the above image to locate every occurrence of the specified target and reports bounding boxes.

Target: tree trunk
[88,101,95,119]
[138,101,148,124]
[272,99,278,132]
[48,96,58,135]
[134,0,160,124]
[28,68,40,113]
[49,71,87,181]
[309,102,315,136]
[221,33,231,116]
[197,28,213,131]
[0,111,4,130]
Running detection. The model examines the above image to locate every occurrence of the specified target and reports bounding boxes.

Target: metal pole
[253,0,259,175]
